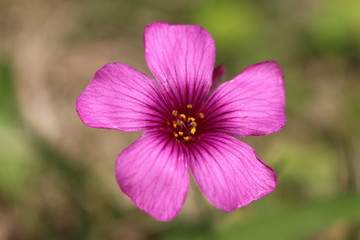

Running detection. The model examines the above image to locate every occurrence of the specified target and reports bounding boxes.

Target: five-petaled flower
[76,22,286,221]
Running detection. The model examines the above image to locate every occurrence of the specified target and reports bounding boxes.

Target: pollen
[188,117,196,122]
[170,108,199,143]
[179,114,186,120]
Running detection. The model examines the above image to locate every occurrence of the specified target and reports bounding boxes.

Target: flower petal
[145,22,215,109]
[76,63,167,132]
[116,131,189,221]
[202,61,286,137]
[188,133,276,211]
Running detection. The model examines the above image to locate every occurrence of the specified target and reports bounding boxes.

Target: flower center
[169,104,204,143]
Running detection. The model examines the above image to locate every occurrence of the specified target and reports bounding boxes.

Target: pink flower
[76,22,286,221]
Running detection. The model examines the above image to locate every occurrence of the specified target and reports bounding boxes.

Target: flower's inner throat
[169,104,204,143]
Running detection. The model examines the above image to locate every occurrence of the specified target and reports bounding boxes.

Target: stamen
[190,122,197,127]
[188,117,196,122]
[170,109,199,142]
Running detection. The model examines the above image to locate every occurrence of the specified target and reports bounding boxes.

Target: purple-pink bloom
[76,22,286,221]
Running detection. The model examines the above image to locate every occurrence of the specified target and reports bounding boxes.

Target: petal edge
[203,61,286,137]
[76,63,166,132]
[145,22,216,109]
[116,131,189,221]
[188,133,276,211]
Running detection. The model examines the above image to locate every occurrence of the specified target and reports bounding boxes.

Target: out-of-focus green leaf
[159,220,218,240]
[0,61,32,200]
[0,60,12,108]
[194,0,265,68]
[0,126,38,200]
[284,74,312,116]
[305,0,360,54]
[0,60,20,125]
[195,0,263,46]
[216,195,360,240]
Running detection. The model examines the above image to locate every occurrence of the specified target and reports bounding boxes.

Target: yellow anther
[172,110,178,116]
[188,117,196,122]
[172,122,177,128]
[183,136,189,141]
[186,104,193,109]
[173,132,179,137]
[190,128,196,135]
[178,131,184,136]
[190,122,197,127]
[199,113,205,118]
[179,114,186,120]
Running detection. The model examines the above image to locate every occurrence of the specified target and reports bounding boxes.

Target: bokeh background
[1,0,360,239]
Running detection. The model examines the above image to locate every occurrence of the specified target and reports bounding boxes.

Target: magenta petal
[76,63,166,132]
[203,61,286,137]
[144,22,216,108]
[116,131,189,221]
[188,133,276,211]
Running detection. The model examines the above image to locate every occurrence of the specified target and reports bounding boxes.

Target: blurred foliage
[0,0,360,239]
[217,195,360,240]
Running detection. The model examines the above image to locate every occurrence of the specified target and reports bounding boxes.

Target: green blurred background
[1,0,360,239]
